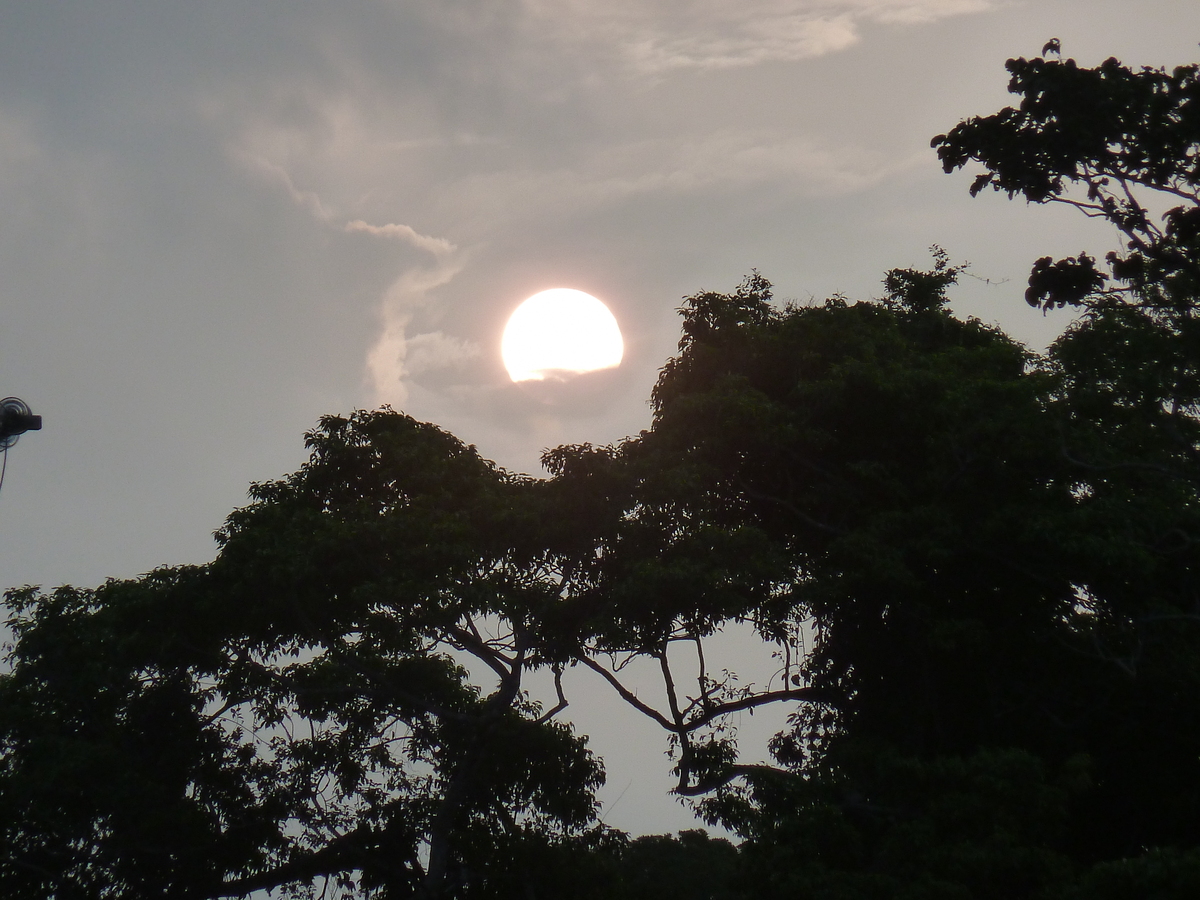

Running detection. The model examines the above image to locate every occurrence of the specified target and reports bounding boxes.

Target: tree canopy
[5,45,1200,900]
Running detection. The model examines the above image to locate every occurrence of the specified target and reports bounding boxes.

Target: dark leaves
[935,53,1200,314]
[1026,253,1109,309]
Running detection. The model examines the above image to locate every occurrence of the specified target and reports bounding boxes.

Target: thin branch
[202,695,241,725]
[211,823,393,899]
[445,623,512,681]
[683,687,830,731]
[1048,195,1116,218]
[673,762,789,797]
[1116,177,1161,240]
[659,648,684,726]
[535,664,569,723]
[1108,170,1200,205]
[576,655,676,731]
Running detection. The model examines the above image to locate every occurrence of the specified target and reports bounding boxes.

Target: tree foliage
[933,51,1200,313]
[1,416,610,898]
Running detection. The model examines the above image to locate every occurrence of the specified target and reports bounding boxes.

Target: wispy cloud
[349,218,472,407]
[402,331,481,379]
[597,129,924,196]
[212,0,990,417]
[622,10,861,71]
[239,150,471,407]
[240,154,337,221]
[522,0,994,72]
[433,128,925,230]
[345,220,458,258]
[363,255,471,407]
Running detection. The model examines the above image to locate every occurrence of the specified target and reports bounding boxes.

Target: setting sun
[501,288,624,383]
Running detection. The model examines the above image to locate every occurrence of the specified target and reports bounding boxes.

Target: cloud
[345,220,458,258]
[209,0,986,420]
[431,128,925,232]
[342,220,468,405]
[606,130,924,196]
[240,153,338,221]
[364,252,469,407]
[521,0,994,72]
[238,148,469,407]
[350,222,468,407]
[402,331,481,378]
[621,11,861,72]
[862,0,993,25]
[343,219,467,406]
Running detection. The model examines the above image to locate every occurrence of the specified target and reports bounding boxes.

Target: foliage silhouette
[1,416,609,898]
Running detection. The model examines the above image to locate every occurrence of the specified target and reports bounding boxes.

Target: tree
[934,46,1200,863]
[604,257,1198,898]
[557,47,1200,898]
[932,51,1200,315]
[537,261,1099,900]
[0,406,810,899]
[608,830,739,900]
[1,414,608,899]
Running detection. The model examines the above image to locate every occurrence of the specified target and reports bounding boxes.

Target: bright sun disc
[502,288,624,382]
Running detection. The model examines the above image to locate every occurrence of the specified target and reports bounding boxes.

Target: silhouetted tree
[1,415,607,899]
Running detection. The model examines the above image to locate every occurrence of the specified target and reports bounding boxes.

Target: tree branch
[576,655,676,731]
[683,687,830,731]
[535,664,569,723]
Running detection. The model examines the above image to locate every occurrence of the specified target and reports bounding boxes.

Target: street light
[0,397,41,449]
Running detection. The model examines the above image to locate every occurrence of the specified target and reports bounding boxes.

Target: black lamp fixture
[0,397,42,449]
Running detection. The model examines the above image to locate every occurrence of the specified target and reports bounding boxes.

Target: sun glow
[501,289,624,383]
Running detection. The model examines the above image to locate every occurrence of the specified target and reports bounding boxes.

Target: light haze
[1,0,1197,836]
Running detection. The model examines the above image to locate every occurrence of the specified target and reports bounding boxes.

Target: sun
[502,288,624,383]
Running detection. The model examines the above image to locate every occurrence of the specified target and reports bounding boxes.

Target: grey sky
[2,0,1198,836]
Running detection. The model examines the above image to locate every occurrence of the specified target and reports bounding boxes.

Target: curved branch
[576,655,676,731]
[683,687,830,731]
[535,664,569,723]
[673,762,790,797]
[658,648,684,726]
[446,622,513,681]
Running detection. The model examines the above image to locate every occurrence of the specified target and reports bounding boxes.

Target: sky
[1,0,1198,837]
